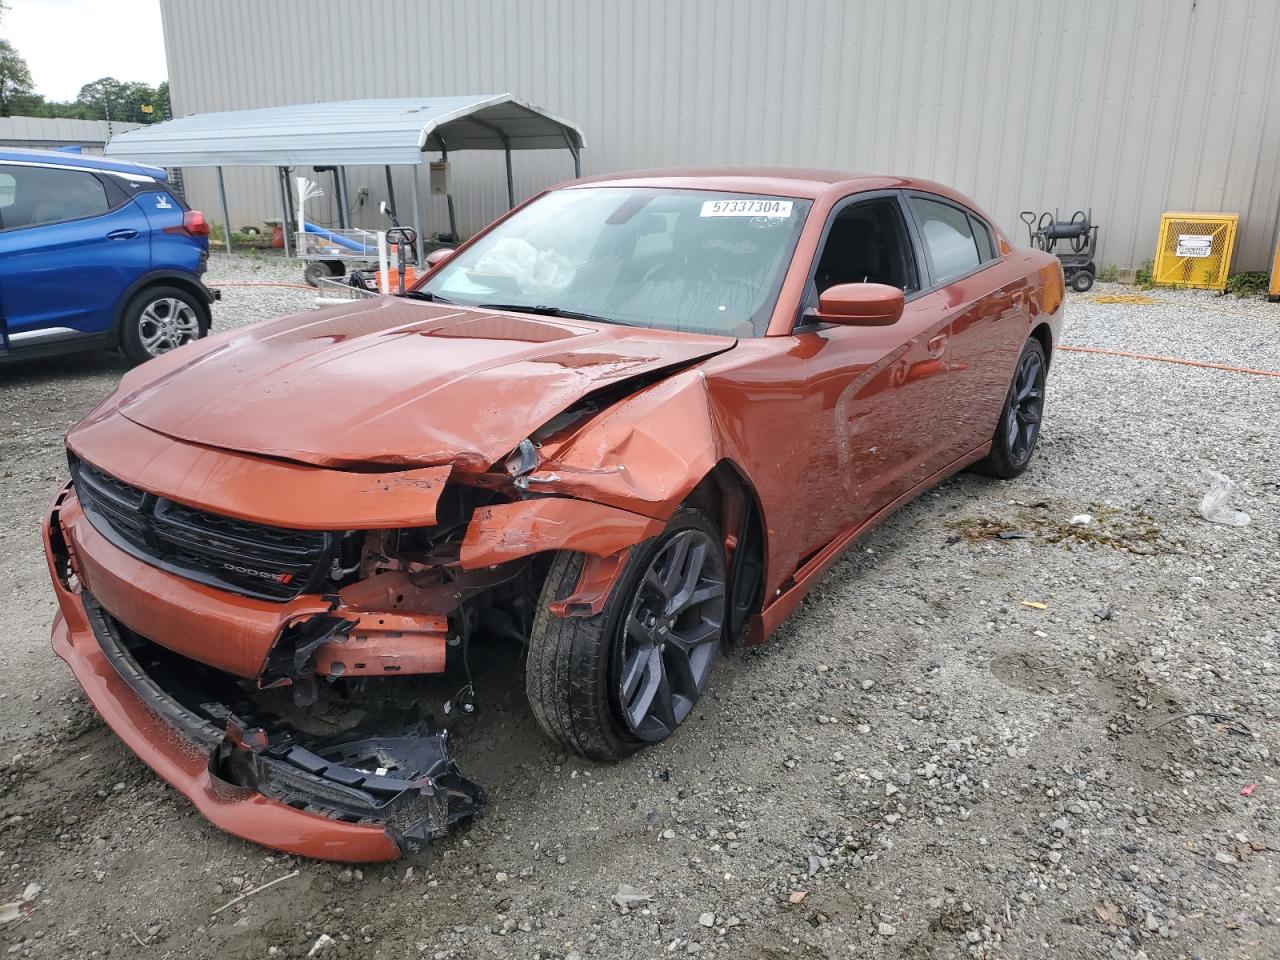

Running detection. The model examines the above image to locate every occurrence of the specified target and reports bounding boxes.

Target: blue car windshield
[418,187,811,337]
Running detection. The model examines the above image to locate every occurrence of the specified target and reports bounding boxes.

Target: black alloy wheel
[973,336,1048,479]
[1006,344,1045,465]
[525,509,728,760]
[615,527,725,742]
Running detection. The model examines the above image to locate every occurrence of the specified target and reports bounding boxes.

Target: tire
[303,261,334,287]
[1070,270,1095,292]
[119,285,208,363]
[972,337,1047,479]
[525,508,728,761]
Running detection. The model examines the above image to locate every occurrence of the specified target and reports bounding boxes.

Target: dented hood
[116,298,733,468]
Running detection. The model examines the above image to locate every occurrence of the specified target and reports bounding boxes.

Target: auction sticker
[701,199,793,218]
[1176,235,1212,257]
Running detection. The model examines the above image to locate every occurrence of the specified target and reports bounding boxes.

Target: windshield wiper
[477,303,639,326]
[400,289,456,303]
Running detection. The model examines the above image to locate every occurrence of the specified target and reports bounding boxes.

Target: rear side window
[971,215,996,261]
[0,165,111,230]
[909,196,981,283]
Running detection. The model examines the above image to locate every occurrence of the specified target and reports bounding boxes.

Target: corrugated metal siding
[161,0,1280,269]
[0,117,141,153]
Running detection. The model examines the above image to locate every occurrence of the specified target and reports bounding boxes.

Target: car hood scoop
[117,298,733,469]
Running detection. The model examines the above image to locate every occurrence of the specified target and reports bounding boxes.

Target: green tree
[76,76,123,120]
[18,95,91,119]
[0,38,33,117]
[116,80,159,123]
[75,76,163,123]
[154,80,169,120]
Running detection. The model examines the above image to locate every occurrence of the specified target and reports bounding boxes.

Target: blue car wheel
[120,286,207,363]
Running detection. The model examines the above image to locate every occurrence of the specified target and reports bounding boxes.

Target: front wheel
[120,286,208,363]
[525,508,727,761]
[973,337,1047,479]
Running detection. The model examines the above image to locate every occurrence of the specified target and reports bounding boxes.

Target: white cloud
[4,0,167,102]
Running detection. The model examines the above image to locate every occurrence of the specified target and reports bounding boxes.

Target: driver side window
[812,197,919,297]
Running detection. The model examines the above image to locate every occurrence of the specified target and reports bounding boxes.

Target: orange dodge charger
[43,168,1064,861]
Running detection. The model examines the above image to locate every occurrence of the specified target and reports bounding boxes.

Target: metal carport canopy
[102,94,584,167]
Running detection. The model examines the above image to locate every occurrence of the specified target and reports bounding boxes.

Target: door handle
[926,333,948,358]
[106,228,139,240]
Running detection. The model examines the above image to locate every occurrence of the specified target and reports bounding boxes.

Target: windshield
[417,187,811,336]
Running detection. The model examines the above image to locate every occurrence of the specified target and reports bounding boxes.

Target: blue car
[0,148,217,364]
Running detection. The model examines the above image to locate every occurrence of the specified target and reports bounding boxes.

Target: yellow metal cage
[1152,212,1238,290]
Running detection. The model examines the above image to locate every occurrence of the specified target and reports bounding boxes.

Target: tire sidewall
[120,285,208,363]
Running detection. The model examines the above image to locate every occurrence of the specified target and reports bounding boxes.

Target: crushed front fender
[458,497,662,569]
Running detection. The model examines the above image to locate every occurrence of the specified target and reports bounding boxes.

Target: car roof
[562,166,977,206]
[0,147,168,182]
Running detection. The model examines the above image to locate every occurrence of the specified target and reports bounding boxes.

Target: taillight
[163,210,210,237]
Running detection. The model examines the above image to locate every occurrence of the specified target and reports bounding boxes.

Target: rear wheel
[1070,270,1094,292]
[303,260,346,287]
[973,337,1047,479]
[120,285,207,363]
[525,509,727,761]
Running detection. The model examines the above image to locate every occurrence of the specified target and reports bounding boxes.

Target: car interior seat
[816,214,893,290]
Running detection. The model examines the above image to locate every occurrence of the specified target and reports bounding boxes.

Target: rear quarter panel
[136,190,206,272]
[942,247,1062,456]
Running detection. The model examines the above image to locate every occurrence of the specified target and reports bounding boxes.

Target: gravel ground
[0,255,1277,959]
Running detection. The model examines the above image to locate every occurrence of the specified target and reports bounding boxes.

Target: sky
[4,0,167,101]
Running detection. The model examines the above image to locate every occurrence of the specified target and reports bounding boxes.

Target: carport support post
[276,166,292,258]
[336,167,351,230]
[409,165,423,264]
[445,194,458,243]
[504,146,515,210]
[560,125,581,177]
[384,165,397,219]
[470,115,515,210]
[437,141,459,243]
[216,166,233,253]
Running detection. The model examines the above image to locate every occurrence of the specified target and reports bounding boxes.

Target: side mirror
[425,247,455,268]
[813,283,904,326]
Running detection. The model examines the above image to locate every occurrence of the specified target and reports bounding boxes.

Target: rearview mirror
[425,247,455,268]
[813,283,904,326]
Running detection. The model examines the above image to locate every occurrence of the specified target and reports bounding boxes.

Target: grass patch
[1224,271,1269,298]
[209,223,277,248]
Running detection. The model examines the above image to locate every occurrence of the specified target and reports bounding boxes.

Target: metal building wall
[0,117,140,154]
[160,0,1280,270]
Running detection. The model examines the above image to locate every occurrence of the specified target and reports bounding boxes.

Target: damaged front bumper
[43,485,484,862]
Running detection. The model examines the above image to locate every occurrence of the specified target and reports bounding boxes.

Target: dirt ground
[1,259,1277,959]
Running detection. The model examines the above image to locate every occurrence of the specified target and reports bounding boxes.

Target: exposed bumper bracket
[84,591,486,853]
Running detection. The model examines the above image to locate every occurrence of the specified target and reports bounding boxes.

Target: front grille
[70,456,334,601]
